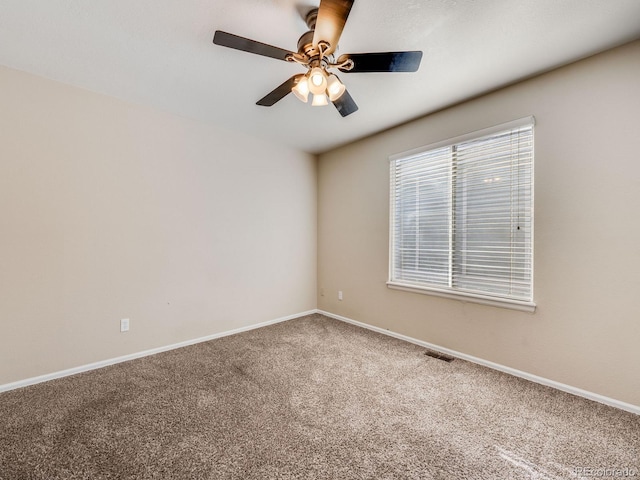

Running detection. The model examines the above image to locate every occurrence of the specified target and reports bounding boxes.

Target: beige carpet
[1,313,638,479]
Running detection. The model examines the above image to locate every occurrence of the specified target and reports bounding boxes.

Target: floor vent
[424,350,454,363]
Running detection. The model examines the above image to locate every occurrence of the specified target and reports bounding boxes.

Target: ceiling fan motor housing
[297,30,316,57]
[297,9,334,63]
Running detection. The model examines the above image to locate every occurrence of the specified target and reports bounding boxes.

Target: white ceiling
[1,0,640,154]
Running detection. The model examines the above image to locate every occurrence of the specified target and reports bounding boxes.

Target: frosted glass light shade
[308,67,328,95]
[327,74,346,101]
[292,76,309,103]
[311,93,328,106]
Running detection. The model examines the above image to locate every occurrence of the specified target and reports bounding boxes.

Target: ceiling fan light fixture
[327,74,346,101]
[213,0,423,117]
[308,67,328,95]
[292,76,310,102]
[311,93,329,106]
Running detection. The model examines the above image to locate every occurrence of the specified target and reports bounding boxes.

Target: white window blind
[389,118,534,310]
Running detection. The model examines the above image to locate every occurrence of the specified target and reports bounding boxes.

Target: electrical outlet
[338,290,343,301]
[120,318,130,332]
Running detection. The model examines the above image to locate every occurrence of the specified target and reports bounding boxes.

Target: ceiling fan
[212,0,423,117]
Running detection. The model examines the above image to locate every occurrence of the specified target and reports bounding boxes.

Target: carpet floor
[0,313,638,479]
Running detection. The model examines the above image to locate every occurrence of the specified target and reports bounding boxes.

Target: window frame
[388,117,536,313]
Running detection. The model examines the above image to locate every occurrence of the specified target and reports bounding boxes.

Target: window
[388,117,535,311]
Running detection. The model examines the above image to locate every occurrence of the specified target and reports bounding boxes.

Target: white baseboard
[317,309,640,415]
[4,308,638,415]
[0,310,316,394]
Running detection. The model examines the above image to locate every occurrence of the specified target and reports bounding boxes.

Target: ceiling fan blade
[313,0,354,56]
[338,51,423,73]
[213,31,295,61]
[332,89,358,117]
[256,75,304,106]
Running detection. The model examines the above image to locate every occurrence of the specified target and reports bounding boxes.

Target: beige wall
[318,40,640,406]
[0,66,317,385]
[2,40,639,407]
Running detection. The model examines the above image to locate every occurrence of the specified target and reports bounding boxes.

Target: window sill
[386,281,536,313]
